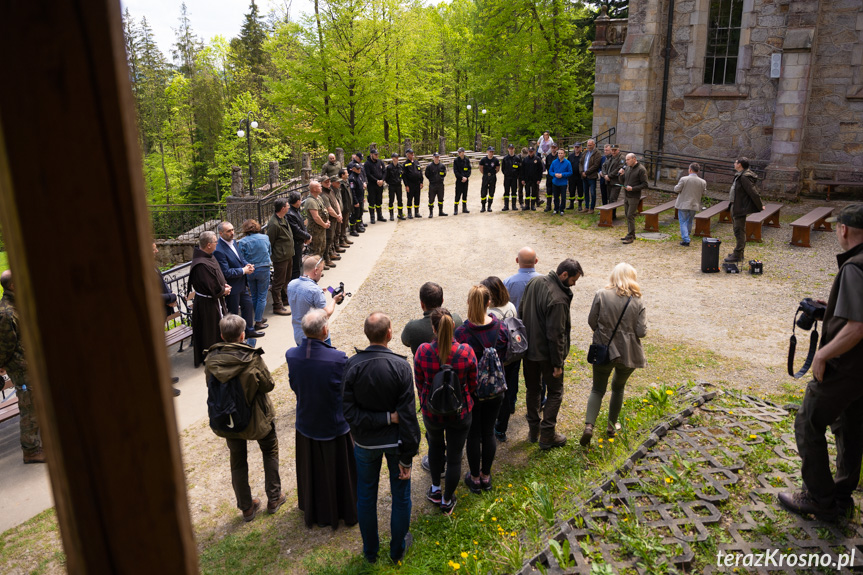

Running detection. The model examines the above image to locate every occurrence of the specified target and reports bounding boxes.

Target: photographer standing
[779,204,863,521]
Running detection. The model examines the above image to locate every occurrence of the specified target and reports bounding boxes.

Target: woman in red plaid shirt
[414,308,477,515]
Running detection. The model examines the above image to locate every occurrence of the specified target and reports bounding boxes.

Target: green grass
[0,252,6,296]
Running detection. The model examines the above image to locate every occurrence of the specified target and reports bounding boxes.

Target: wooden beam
[0,1,198,573]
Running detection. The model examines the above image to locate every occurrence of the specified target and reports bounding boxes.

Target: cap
[528,146,536,152]
[320,175,331,183]
[611,144,620,150]
[391,152,399,158]
[826,204,863,228]
[487,146,495,152]
[457,147,465,153]
[433,152,440,157]
[405,148,414,154]
[550,142,558,148]
[350,161,361,170]
[369,148,378,155]
[507,143,514,149]
[356,152,364,160]
[574,142,582,147]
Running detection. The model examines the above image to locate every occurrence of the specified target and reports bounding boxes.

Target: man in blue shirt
[549,148,573,215]
[287,255,344,346]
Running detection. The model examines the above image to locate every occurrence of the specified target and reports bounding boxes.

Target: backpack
[207,373,252,434]
[427,363,464,417]
[501,316,529,365]
[476,345,507,400]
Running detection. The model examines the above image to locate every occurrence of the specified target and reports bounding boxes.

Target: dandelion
[448,560,461,571]
[511,531,517,537]
[461,552,469,559]
[492,517,497,521]
[598,438,603,443]
[665,477,673,484]
[609,438,614,443]
[508,483,513,487]
[473,540,478,545]
[436,541,440,546]
[749,434,757,439]
[666,390,674,395]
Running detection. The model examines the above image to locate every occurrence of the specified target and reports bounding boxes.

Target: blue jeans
[247,267,271,323]
[354,445,412,563]
[583,179,597,210]
[678,209,695,243]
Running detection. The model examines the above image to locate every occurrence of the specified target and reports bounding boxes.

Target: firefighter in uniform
[567,143,584,210]
[402,149,424,219]
[425,152,447,217]
[501,144,520,212]
[479,147,500,213]
[364,149,387,224]
[385,152,406,221]
[453,147,472,215]
[349,162,366,234]
[521,146,544,211]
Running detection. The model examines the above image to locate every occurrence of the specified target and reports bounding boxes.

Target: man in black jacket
[479,146,500,213]
[501,144,520,212]
[425,152,447,218]
[364,149,387,225]
[725,157,763,263]
[567,143,583,210]
[385,153,406,221]
[521,147,544,211]
[452,147,471,215]
[402,149,424,219]
[343,312,420,564]
[349,162,366,233]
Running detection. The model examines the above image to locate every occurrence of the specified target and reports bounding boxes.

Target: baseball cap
[611,144,620,150]
[507,144,514,149]
[391,152,399,158]
[574,142,582,147]
[405,148,414,154]
[350,162,361,170]
[356,152,364,160]
[320,175,331,183]
[457,147,465,152]
[369,149,378,155]
[487,146,494,152]
[433,152,440,157]
[528,146,536,152]
[826,204,863,228]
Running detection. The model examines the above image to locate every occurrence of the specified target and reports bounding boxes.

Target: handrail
[642,149,767,187]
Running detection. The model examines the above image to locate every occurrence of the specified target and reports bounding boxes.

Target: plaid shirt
[414,341,477,423]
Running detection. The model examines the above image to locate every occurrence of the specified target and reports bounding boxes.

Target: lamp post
[466,102,488,151]
[237,113,258,194]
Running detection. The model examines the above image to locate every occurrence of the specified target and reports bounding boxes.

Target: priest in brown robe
[189,231,231,367]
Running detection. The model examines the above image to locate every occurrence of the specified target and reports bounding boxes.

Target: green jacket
[518,271,573,368]
[204,342,275,441]
[267,213,294,263]
[0,292,26,373]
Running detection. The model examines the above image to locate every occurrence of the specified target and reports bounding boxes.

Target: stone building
[589,0,863,198]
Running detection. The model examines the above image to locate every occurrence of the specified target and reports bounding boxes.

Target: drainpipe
[656,0,675,185]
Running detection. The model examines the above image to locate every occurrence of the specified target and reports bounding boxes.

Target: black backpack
[427,363,464,417]
[207,373,252,433]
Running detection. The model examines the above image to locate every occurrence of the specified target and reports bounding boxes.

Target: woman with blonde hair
[455,285,509,494]
[581,262,647,447]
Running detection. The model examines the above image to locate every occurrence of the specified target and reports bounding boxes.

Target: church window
[704,0,743,84]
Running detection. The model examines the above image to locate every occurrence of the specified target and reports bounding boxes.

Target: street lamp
[237,113,258,194]
[467,101,487,151]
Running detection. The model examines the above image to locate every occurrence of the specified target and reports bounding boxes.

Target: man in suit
[214,221,265,346]
[579,139,602,214]
[153,242,181,396]
[674,163,707,247]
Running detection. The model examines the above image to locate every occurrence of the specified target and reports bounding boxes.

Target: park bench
[165,308,193,352]
[0,374,19,424]
[812,174,862,201]
[745,203,782,242]
[597,194,647,228]
[642,200,678,232]
[790,206,834,248]
[693,200,731,237]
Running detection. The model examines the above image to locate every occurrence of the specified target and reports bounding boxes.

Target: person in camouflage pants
[0,270,44,464]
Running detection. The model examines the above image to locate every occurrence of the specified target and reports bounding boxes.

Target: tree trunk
[159,139,170,204]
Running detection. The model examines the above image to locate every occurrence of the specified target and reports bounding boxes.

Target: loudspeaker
[701,237,721,273]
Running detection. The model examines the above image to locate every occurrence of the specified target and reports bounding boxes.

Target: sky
[121,0,315,57]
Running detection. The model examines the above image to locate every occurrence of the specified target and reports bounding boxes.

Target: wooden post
[0,2,197,573]
[439,136,446,155]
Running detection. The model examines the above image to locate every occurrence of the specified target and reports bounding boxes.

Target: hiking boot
[242,498,261,522]
[23,451,46,464]
[464,472,482,495]
[621,237,634,244]
[607,422,621,438]
[426,486,442,505]
[494,429,508,442]
[440,494,458,515]
[325,260,336,268]
[528,427,539,444]
[462,205,470,214]
[267,492,287,514]
[273,307,291,316]
[724,254,741,263]
[778,490,839,521]
[580,424,594,447]
[539,433,567,450]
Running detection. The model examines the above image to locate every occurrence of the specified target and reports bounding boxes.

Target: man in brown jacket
[725,157,763,263]
[205,314,285,522]
[620,153,649,244]
[518,259,583,450]
[579,139,602,213]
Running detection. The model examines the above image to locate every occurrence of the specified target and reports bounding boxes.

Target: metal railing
[642,150,767,187]
[150,204,226,240]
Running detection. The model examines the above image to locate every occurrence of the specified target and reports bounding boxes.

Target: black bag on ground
[587,296,632,365]
[207,373,252,433]
[427,364,464,416]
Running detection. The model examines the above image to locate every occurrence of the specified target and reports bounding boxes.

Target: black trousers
[495,360,521,434]
[545,175,554,201]
[428,184,444,209]
[795,372,863,507]
[524,181,540,208]
[503,176,518,202]
[388,185,404,212]
[467,395,503,477]
[351,196,365,224]
[599,177,609,206]
[568,176,582,203]
[226,423,281,511]
[368,183,384,211]
[424,413,471,502]
[406,184,421,210]
[480,176,497,203]
[517,179,525,205]
[454,179,469,207]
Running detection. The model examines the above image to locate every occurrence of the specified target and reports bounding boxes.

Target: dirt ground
[176,178,849,570]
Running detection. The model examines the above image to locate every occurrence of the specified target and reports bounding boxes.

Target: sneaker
[679,241,690,247]
[440,495,458,515]
[267,492,287,514]
[580,424,594,447]
[777,490,839,521]
[464,472,482,495]
[242,498,261,522]
[539,433,567,450]
[621,237,634,244]
[480,476,493,492]
[426,486,442,505]
[494,429,508,442]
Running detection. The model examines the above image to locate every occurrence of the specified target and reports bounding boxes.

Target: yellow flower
[473,540,478,545]
[511,531,517,537]
[492,517,497,521]
[666,390,674,395]
[665,477,673,484]
[461,552,469,559]
[608,438,614,443]
[448,560,461,571]
[622,517,628,522]
[749,434,757,439]
[598,438,603,443]
[436,541,440,546]
[508,483,512,487]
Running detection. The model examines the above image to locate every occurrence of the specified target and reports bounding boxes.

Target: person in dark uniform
[517,147,528,210]
[521,147,544,211]
[425,152,447,218]
[453,147,472,215]
[543,143,558,212]
[603,145,624,204]
[567,143,583,211]
[501,144,520,212]
[349,162,366,234]
[364,149,387,225]
[479,147,500,213]
[402,148,424,219]
[385,152,406,221]
[598,144,612,206]
[337,168,354,245]
[350,152,367,229]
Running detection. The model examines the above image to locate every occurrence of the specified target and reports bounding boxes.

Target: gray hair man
[287,255,344,347]
[673,163,707,246]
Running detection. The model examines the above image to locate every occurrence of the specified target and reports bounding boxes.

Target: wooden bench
[0,374,20,423]
[745,203,782,242]
[812,177,862,201]
[693,200,731,237]
[165,310,193,352]
[790,206,834,248]
[642,200,679,232]
[597,194,647,227]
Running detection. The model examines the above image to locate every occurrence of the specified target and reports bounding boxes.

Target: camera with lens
[327,282,352,304]
[795,298,826,331]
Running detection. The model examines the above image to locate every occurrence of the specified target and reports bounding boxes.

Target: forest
[123,0,622,205]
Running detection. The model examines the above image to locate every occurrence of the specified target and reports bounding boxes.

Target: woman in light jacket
[581,262,647,447]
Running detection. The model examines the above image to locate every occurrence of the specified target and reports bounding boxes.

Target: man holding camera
[287,255,344,347]
[779,204,863,521]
